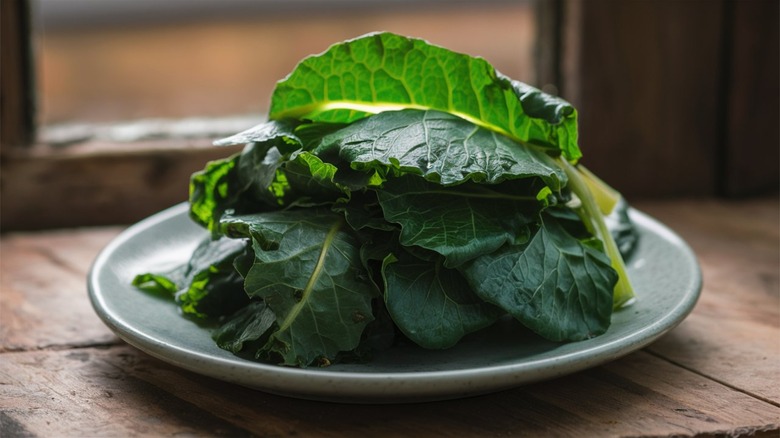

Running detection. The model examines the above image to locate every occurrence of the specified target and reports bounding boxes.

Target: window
[36,0,541,127]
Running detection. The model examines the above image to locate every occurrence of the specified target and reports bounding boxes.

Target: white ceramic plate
[88,203,701,403]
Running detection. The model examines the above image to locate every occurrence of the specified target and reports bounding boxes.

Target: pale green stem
[557,158,635,308]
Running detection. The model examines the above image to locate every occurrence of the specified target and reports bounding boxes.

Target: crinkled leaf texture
[193,121,354,234]
[314,109,567,190]
[376,175,536,268]
[381,250,503,349]
[220,209,379,367]
[190,121,300,233]
[270,32,580,161]
[462,215,618,342]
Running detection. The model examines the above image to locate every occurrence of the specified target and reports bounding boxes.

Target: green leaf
[189,154,243,233]
[315,109,567,190]
[461,215,617,342]
[212,301,277,354]
[190,121,302,234]
[132,271,183,296]
[382,250,503,349]
[270,32,581,161]
[342,191,397,232]
[376,175,536,267]
[132,236,251,318]
[235,137,352,209]
[175,237,252,318]
[200,128,351,216]
[279,150,351,206]
[213,119,302,148]
[220,209,379,366]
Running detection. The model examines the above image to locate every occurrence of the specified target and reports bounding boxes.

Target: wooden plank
[637,199,780,403]
[523,352,779,437]
[0,228,122,351]
[0,141,241,231]
[1,346,777,437]
[562,0,725,197]
[722,0,779,196]
[0,348,252,437]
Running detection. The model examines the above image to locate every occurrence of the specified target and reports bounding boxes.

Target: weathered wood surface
[1,198,778,437]
[0,141,243,231]
[562,0,779,198]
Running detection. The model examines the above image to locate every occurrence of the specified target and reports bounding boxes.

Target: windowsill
[1,117,253,231]
[39,114,262,148]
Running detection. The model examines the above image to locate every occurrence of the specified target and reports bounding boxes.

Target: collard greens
[134,32,638,367]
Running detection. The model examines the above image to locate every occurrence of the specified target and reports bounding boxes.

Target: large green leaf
[376,175,536,267]
[382,250,502,349]
[269,32,581,161]
[461,215,617,341]
[220,209,379,366]
[314,109,567,190]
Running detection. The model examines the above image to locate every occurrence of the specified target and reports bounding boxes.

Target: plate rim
[88,202,702,402]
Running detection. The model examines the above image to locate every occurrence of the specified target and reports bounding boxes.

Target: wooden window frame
[1,1,242,230]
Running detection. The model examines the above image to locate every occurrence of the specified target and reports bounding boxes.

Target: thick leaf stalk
[557,158,636,308]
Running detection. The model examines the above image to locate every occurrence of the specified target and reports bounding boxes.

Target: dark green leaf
[315,109,567,190]
[382,250,503,349]
[279,151,351,206]
[237,143,350,209]
[175,237,251,318]
[213,119,301,148]
[220,209,379,366]
[132,236,251,318]
[212,301,277,353]
[376,175,536,267]
[461,215,617,341]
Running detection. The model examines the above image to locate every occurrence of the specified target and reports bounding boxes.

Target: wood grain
[637,199,780,403]
[561,0,779,198]
[1,347,777,437]
[0,228,121,351]
[1,141,242,230]
[722,0,780,196]
[563,0,726,197]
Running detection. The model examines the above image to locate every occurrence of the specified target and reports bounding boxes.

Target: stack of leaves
[133,32,637,367]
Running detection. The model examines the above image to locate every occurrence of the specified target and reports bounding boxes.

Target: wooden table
[2,198,778,437]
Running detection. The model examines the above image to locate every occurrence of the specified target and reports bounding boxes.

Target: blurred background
[34,0,539,125]
[1,0,778,230]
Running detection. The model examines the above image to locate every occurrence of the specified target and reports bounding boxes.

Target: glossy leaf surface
[270,32,581,161]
